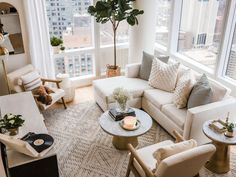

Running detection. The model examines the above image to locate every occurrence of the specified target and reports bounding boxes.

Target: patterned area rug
[43,102,236,177]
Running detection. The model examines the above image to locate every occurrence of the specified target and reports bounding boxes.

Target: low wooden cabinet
[9,154,59,177]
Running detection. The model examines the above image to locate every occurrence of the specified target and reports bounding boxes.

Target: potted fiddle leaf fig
[88,0,144,77]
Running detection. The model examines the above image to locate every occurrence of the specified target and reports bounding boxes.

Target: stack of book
[109,108,136,121]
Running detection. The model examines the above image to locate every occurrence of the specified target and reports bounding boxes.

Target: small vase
[116,101,128,113]
[224,130,234,138]
[7,128,19,136]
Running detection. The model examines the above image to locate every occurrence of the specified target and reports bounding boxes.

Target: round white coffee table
[99,108,153,150]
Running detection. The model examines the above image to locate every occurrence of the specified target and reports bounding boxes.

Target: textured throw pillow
[173,69,196,109]
[148,58,180,92]
[18,71,42,91]
[153,139,197,164]
[139,52,169,81]
[187,74,213,109]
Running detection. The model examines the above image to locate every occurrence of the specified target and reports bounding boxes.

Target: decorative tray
[119,119,140,131]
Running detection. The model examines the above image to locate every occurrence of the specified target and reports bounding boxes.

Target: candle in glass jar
[123,116,137,129]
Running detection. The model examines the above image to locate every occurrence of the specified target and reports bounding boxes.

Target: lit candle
[123,116,137,129]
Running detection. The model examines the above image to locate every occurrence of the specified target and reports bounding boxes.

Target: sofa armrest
[183,98,236,145]
[125,63,141,78]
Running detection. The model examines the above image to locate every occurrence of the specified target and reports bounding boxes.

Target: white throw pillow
[18,71,42,91]
[148,58,180,92]
[173,69,196,108]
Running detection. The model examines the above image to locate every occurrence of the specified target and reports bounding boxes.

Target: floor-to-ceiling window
[177,0,227,71]
[154,0,236,91]
[155,0,172,48]
[45,0,129,79]
[225,23,236,81]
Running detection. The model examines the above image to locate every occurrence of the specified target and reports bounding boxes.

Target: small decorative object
[0,113,25,136]
[60,45,65,51]
[224,113,235,138]
[88,0,144,77]
[120,116,140,131]
[113,87,130,113]
[209,119,227,133]
[50,36,63,53]
[109,108,135,121]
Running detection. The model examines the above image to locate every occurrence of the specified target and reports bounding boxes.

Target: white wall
[129,0,157,63]
[0,0,30,95]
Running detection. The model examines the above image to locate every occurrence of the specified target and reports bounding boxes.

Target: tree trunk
[113,27,117,68]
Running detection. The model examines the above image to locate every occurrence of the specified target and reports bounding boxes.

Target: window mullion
[215,0,236,79]
[168,0,182,56]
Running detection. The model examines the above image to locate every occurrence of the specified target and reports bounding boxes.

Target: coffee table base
[205,141,230,174]
[112,136,138,150]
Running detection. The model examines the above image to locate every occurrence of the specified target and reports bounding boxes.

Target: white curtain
[23,0,55,78]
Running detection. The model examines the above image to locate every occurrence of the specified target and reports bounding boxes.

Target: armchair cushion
[153,139,197,164]
[38,87,65,111]
[133,140,174,177]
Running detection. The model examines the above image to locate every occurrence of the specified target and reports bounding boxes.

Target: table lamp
[0,33,10,94]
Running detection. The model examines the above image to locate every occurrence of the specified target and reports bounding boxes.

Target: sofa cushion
[144,89,173,109]
[93,76,152,103]
[162,104,187,129]
[134,140,174,177]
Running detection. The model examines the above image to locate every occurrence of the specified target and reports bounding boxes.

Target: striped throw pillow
[19,71,42,91]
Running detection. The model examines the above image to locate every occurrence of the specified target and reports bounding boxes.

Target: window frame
[155,0,236,90]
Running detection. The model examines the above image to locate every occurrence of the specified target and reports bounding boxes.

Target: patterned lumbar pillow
[148,58,180,92]
[173,69,196,109]
[187,74,213,109]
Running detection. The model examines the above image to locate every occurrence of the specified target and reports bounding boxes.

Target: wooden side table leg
[205,141,230,174]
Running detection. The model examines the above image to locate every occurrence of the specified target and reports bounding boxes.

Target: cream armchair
[126,131,216,177]
[7,64,67,111]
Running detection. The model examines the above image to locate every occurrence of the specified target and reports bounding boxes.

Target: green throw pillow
[139,51,169,81]
[187,74,213,109]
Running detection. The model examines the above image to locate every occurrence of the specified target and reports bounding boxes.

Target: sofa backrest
[172,60,231,102]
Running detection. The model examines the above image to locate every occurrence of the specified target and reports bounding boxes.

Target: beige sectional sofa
[93,63,236,145]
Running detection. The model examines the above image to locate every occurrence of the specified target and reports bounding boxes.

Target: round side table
[203,120,236,174]
[56,74,75,103]
[99,108,153,150]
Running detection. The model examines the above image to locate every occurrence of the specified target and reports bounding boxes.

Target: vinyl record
[25,134,54,153]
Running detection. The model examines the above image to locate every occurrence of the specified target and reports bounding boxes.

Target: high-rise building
[45,0,90,38]
[46,0,93,78]
[226,45,236,80]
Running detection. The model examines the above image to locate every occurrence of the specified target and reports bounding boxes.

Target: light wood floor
[52,86,94,109]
